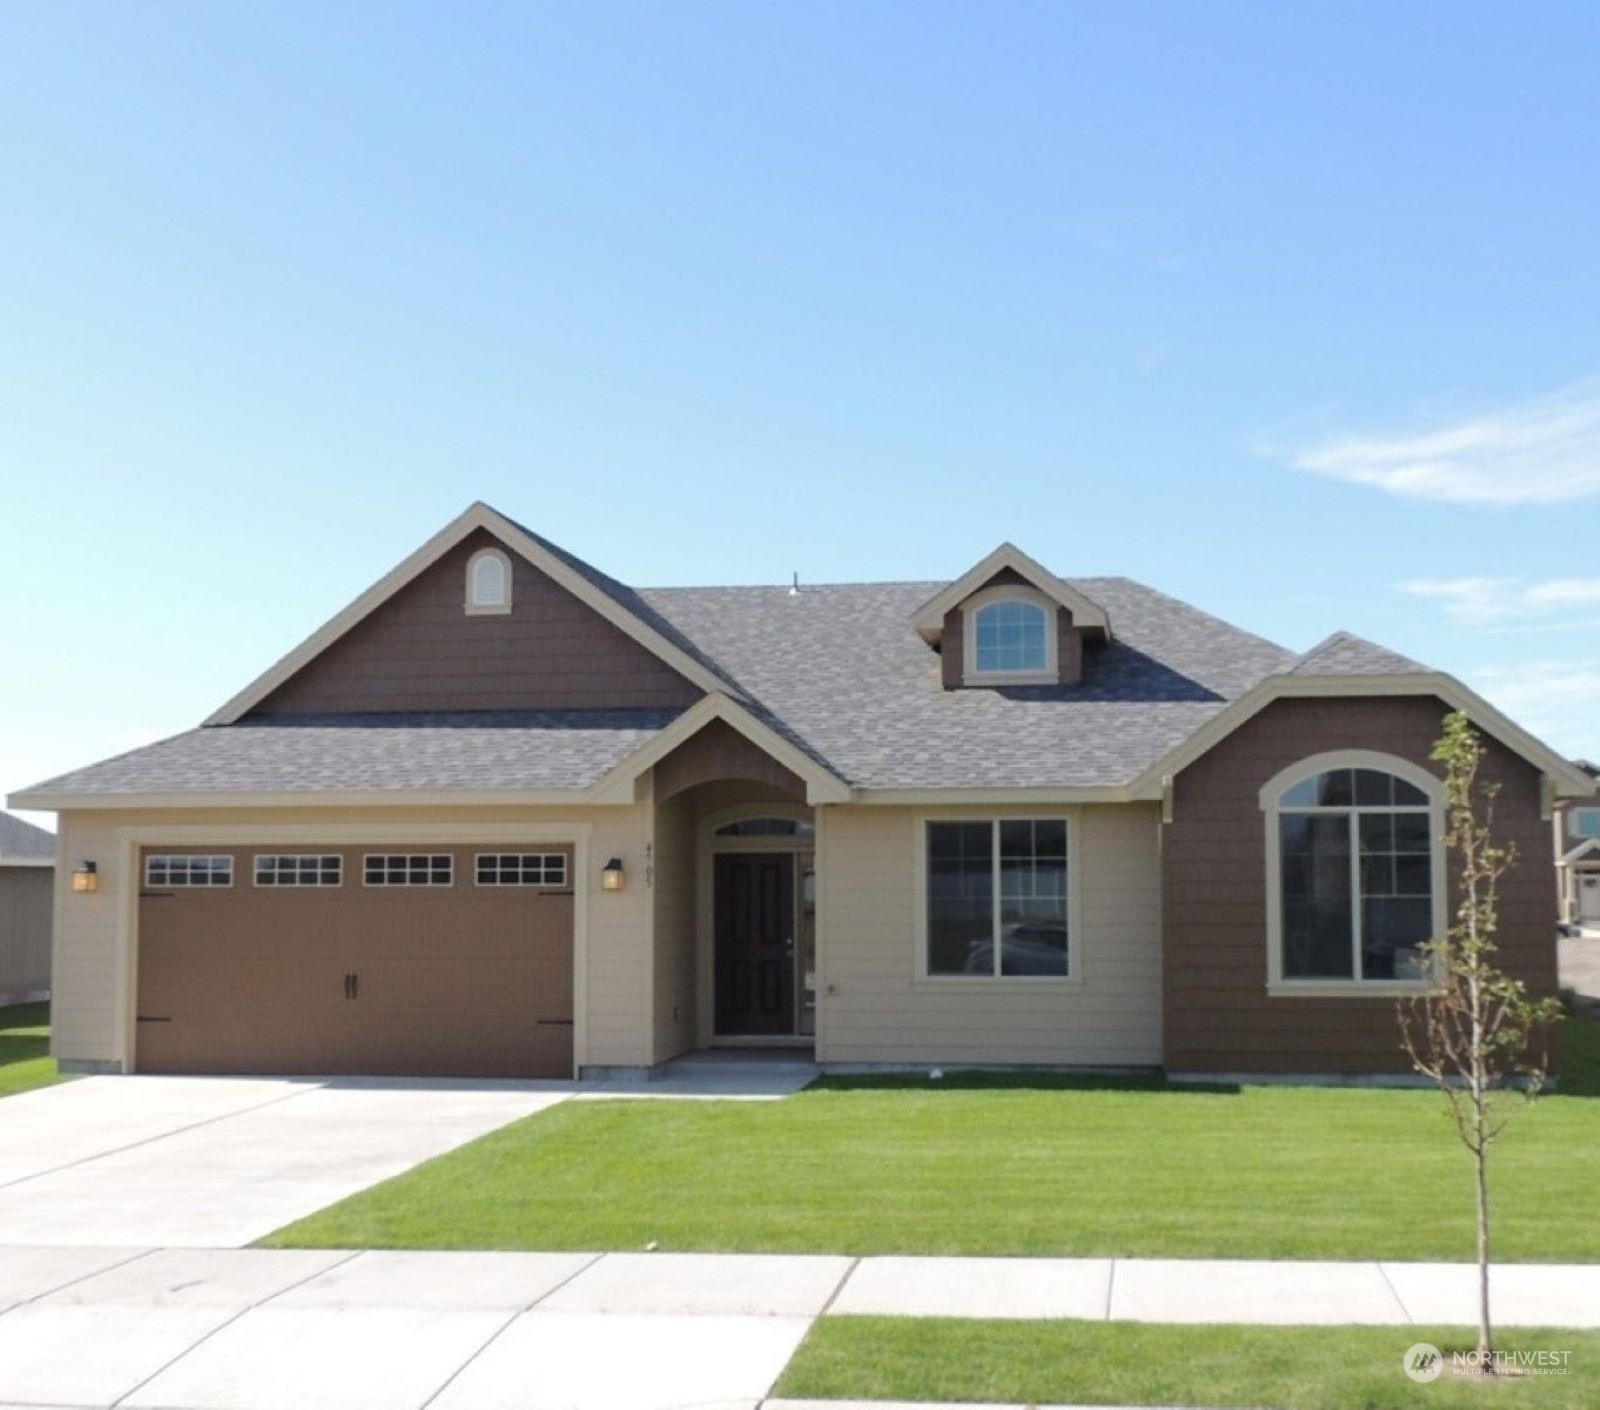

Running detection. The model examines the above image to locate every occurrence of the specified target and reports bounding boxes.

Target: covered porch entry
[648,717,822,1060]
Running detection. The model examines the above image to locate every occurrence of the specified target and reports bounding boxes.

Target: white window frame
[362,853,454,887]
[474,852,569,888]
[913,812,1081,986]
[962,584,1057,685]
[144,854,233,889]
[1261,750,1446,998]
[253,854,343,888]
[464,546,513,615]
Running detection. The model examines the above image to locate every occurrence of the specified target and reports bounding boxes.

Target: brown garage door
[136,844,574,1077]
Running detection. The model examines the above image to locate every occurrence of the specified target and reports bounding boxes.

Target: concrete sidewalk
[0,1246,1597,1408]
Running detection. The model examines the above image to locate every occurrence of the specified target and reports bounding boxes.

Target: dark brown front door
[714,853,795,1035]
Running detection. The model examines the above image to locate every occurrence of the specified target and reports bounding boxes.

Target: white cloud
[1468,659,1600,762]
[1401,576,1600,625]
[1287,377,1600,505]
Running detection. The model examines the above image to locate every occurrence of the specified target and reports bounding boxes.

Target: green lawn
[0,1002,63,1099]
[775,1317,1600,1409]
[264,1015,1600,1260]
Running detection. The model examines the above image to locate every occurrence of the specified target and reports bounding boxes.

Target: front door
[714,853,795,1035]
[1581,874,1600,924]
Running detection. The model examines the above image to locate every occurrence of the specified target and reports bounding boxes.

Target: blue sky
[3,2,1598,828]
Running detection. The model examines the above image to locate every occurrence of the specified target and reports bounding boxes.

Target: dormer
[912,543,1110,690]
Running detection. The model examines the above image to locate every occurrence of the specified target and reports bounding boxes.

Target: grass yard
[0,1002,63,1099]
[264,1015,1600,1260]
[774,1317,1600,1409]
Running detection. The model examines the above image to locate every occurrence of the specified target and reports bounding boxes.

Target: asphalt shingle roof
[637,577,1296,789]
[20,712,683,796]
[18,538,1442,799]
[0,811,55,862]
[1288,631,1429,676]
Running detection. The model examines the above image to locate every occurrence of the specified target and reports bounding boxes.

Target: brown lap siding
[1161,695,1558,1076]
[253,529,701,714]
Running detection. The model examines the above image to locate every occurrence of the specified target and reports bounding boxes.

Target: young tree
[1398,711,1563,1367]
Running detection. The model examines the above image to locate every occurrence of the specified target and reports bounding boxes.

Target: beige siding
[818,802,1162,1066]
[0,867,54,998]
[51,804,653,1073]
[651,791,697,1063]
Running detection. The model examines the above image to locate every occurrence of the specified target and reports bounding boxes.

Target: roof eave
[1128,670,1596,801]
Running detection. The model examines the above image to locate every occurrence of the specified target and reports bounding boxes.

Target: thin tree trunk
[1476,1137,1492,1365]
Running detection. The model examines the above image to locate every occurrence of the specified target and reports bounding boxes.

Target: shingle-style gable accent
[250,529,702,716]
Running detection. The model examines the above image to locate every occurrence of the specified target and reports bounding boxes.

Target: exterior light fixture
[71,861,99,893]
[601,858,625,892]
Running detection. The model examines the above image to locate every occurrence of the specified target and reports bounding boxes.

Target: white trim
[1261,750,1446,998]
[911,809,1082,988]
[0,857,55,869]
[857,786,1128,805]
[1560,837,1600,866]
[589,693,852,807]
[203,501,743,725]
[112,821,592,1075]
[1129,670,1596,801]
[961,584,1058,686]
[464,546,513,616]
[910,542,1111,643]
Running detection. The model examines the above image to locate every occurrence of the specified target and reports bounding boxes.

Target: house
[0,811,55,1004]
[9,502,1593,1081]
[1556,760,1600,933]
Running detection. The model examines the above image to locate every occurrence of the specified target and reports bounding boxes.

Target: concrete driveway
[0,1075,566,1246]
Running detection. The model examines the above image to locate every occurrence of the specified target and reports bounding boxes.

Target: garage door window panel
[476,853,568,887]
[145,855,233,888]
[363,854,453,887]
[254,854,343,887]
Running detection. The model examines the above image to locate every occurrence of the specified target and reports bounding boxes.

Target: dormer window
[465,547,512,615]
[963,586,1057,684]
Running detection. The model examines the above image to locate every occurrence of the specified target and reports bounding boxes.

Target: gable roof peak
[1288,631,1430,677]
[910,542,1112,643]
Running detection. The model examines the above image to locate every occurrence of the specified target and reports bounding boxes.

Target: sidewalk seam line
[1104,1257,1117,1321]
[419,1251,605,1408]
[816,1254,861,1319]
[0,1247,160,1322]
[108,1246,365,1408]
[1376,1261,1414,1324]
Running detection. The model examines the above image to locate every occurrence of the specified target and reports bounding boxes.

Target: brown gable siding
[940,568,1082,688]
[651,718,805,803]
[1162,695,1557,1076]
[251,529,702,715]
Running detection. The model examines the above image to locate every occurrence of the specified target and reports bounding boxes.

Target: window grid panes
[927,819,1069,978]
[475,853,568,887]
[467,551,510,608]
[1278,768,1433,983]
[254,854,342,888]
[363,854,453,887]
[145,855,233,888]
[974,600,1049,674]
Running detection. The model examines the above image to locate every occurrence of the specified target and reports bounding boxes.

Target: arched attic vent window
[465,547,512,615]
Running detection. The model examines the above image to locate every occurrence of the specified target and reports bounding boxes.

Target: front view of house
[13,504,1592,1080]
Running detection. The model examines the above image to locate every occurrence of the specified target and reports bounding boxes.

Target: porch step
[663,1048,820,1080]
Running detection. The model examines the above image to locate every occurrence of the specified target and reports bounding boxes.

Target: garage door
[135,844,575,1077]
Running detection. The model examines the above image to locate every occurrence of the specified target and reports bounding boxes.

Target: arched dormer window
[1262,752,1445,994]
[465,547,512,615]
[964,586,1056,683]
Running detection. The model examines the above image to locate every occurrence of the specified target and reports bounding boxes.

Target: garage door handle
[537,1018,574,1026]
[343,972,359,1000]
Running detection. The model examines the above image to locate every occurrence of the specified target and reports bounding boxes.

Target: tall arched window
[465,548,512,614]
[1265,756,1443,989]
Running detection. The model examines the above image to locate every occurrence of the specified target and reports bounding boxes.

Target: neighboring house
[0,811,55,1003]
[1556,760,1600,932]
[9,503,1593,1080]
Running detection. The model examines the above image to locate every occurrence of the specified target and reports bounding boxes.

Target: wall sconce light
[71,861,99,894]
[601,858,626,892]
